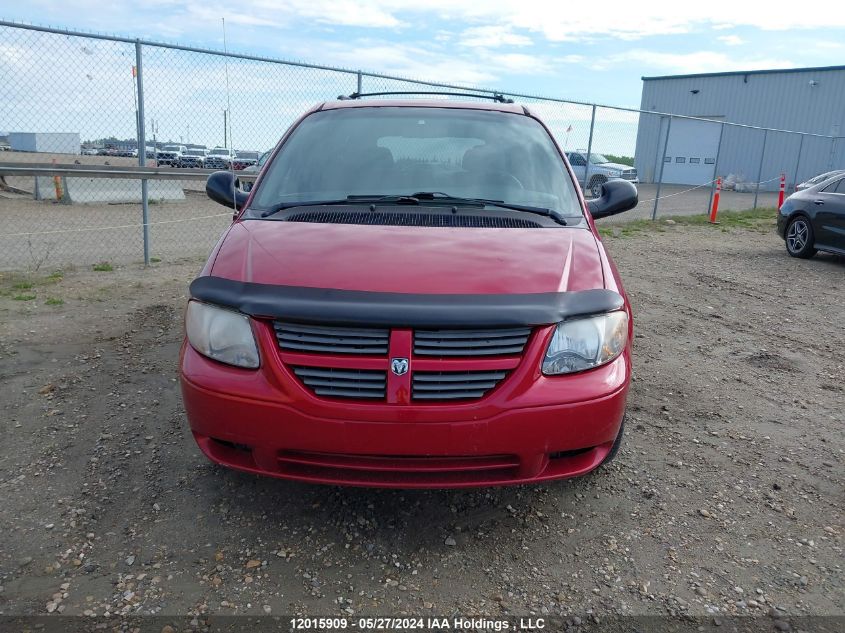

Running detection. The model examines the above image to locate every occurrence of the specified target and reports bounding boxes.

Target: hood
[210,220,605,294]
[600,163,634,172]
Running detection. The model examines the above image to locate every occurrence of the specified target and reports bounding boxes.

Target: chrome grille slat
[275,322,389,355]
[412,370,510,401]
[413,371,507,382]
[293,367,386,399]
[413,391,487,400]
[415,328,531,340]
[415,327,531,357]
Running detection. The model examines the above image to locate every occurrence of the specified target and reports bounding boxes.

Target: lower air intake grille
[292,367,386,399]
[412,370,509,401]
[274,322,389,355]
[414,327,532,356]
[285,210,542,229]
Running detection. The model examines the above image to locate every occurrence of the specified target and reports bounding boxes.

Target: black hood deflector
[189,276,624,328]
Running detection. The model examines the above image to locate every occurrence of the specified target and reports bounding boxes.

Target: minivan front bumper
[179,321,630,488]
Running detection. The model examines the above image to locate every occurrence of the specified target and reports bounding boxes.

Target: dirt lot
[0,216,842,628]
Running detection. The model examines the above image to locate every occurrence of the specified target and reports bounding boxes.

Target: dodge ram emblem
[390,358,409,376]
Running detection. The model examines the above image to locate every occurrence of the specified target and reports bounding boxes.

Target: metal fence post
[707,122,725,215]
[792,134,804,192]
[356,70,362,94]
[135,40,150,266]
[583,104,596,196]
[652,115,672,220]
[753,129,768,210]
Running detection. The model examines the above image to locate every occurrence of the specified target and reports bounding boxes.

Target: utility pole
[223,109,228,148]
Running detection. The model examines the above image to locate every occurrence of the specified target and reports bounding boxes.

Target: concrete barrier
[34,176,185,203]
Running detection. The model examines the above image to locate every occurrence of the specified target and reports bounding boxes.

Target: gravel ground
[0,218,842,628]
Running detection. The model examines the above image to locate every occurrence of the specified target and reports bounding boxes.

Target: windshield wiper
[259,194,426,218]
[259,192,566,224]
[408,192,566,224]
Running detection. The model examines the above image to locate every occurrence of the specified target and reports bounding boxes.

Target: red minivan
[180,96,638,488]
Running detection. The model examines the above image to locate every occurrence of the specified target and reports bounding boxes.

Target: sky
[4,0,845,106]
[2,1,845,152]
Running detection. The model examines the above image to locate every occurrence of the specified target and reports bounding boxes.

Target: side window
[834,178,845,194]
[822,181,839,192]
[569,154,586,166]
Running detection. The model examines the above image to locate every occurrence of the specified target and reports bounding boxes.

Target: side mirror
[206,171,249,212]
[587,179,638,219]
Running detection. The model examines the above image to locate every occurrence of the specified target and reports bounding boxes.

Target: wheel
[589,176,607,198]
[785,216,817,259]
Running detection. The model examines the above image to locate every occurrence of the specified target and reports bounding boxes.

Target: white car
[205,148,236,170]
[565,151,639,198]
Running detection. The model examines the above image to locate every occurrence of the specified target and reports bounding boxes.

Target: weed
[13,294,36,301]
[600,207,777,238]
[93,262,114,272]
[45,297,64,306]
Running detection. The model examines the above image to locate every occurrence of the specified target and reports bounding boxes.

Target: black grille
[292,367,386,399]
[285,210,542,229]
[412,370,509,401]
[274,322,389,355]
[414,327,531,356]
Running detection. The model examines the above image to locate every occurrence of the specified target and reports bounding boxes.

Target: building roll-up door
[661,118,721,185]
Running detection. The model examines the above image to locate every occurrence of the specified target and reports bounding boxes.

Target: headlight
[542,311,628,375]
[185,301,260,368]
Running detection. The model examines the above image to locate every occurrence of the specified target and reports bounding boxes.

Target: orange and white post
[709,177,722,223]
[51,158,64,201]
[778,173,786,209]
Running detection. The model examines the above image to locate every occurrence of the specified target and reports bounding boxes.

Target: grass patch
[601,207,777,239]
[13,293,37,301]
[45,297,64,306]
[92,262,114,272]
[12,281,34,290]
[150,257,161,263]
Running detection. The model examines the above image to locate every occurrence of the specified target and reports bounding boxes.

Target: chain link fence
[1,21,842,271]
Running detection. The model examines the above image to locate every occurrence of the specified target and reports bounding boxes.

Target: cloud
[614,49,795,74]
[717,35,745,46]
[16,0,845,42]
[460,25,533,48]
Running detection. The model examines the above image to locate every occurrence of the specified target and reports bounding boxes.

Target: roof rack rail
[336,91,515,104]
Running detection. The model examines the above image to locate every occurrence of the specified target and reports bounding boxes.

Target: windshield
[589,153,610,164]
[163,145,181,151]
[185,150,205,156]
[251,107,581,217]
[210,149,229,156]
[237,152,259,160]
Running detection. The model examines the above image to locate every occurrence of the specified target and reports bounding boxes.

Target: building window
[704,157,715,164]
[675,157,686,163]
[664,156,671,163]
[689,157,701,164]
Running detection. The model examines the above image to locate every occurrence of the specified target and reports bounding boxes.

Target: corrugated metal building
[634,65,845,189]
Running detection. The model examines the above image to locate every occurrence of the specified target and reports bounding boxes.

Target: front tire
[589,176,607,198]
[785,216,817,258]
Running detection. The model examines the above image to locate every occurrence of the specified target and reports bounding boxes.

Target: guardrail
[0,163,257,180]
